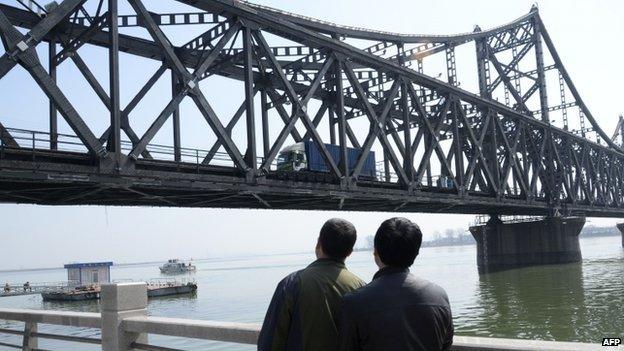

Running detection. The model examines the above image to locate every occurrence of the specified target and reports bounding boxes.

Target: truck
[276,141,377,181]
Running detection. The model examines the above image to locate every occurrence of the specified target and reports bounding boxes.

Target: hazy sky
[0,0,622,270]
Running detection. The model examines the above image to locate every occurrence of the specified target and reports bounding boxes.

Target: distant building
[64,262,113,286]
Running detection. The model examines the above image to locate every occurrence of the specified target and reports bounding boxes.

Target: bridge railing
[471,214,547,226]
[0,309,102,349]
[0,283,600,351]
[1,128,462,189]
[0,127,247,167]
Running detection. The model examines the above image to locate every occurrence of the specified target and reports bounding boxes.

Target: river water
[0,235,622,350]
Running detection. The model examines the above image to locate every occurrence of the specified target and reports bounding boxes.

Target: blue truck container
[304,140,376,179]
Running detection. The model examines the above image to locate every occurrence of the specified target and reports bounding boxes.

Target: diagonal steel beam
[498,61,537,82]
[67,51,151,158]
[550,137,571,201]
[127,0,189,80]
[302,101,328,141]
[202,87,259,165]
[486,47,532,115]
[343,61,409,185]
[122,65,168,123]
[99,64,167,151]
[536,15,621,150]
[190,88,249,170]
[255,30,339,175]
[128,92,186,160]
[0,122,18,147]
[506,127,529,196]
[127,0,245,169]
[526,128,547,194]
[28,65,105,156]
[265,88,303,142]
[0,0,87,79]
[342,111,362,149]
[0,6,454,131]
[574,144,592,202]
[385,119,407,158]
[459,110,496,194]
[493,118,528,195]
[350,79,400,179]
[487,42,533,93]
[54,11,108,66]
[0,9,104,156]
[406,85,459,189]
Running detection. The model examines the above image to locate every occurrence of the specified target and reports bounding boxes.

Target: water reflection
[456,243,624,344]
[41,297,101,313]
[467,263,585,341]
[579,256,624,343]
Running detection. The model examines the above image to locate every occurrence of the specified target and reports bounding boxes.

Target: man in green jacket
[258,218,365,351]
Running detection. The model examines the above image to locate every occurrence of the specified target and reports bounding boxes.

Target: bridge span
[0,0,623,219]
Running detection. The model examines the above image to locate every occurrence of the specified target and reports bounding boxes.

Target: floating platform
[41,282,197,302]
[41,289,100,301]
[147,283,198,297]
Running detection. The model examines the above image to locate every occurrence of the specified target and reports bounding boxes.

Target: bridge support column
[101,283,148,351]
[469,216,584,273]
[616,223,624,248]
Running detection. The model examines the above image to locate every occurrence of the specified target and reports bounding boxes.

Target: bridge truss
[0,0,623,216]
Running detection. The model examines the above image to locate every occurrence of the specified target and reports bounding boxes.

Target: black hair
[374,217,422,268]
[319,218,357,260]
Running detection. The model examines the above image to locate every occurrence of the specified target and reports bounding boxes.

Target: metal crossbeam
[74,11,221,27]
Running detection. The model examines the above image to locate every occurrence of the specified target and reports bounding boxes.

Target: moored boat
[41,281,197,302]
[41,286,100,302]
[159,259,196,274]
[148,282,198,297]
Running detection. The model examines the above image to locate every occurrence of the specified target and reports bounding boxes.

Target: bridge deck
[1,142,622,217]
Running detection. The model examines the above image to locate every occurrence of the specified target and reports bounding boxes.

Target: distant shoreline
[0,252,311,273]
[0,259,183,274]
[0,261,155,274]
[1,229,619,273]
[355,227,620,252]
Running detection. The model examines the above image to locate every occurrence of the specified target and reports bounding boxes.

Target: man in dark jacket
[339,217,454,351]
[258,218,365,351]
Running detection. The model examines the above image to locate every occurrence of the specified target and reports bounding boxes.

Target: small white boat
[159,259,196,274]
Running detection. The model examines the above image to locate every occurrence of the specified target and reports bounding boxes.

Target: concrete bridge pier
[616,223,624,248]
[469,216,585,273]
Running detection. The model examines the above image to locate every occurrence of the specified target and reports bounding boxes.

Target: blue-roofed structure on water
[64,262,113,286]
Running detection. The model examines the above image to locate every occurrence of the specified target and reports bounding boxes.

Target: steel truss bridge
[0,0,623,216]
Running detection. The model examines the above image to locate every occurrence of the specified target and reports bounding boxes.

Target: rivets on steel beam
[16,41,29,52]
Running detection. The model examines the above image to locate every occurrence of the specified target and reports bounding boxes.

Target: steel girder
[0,0,622,217]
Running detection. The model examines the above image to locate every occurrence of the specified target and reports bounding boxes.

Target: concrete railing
[0,283,606,350]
